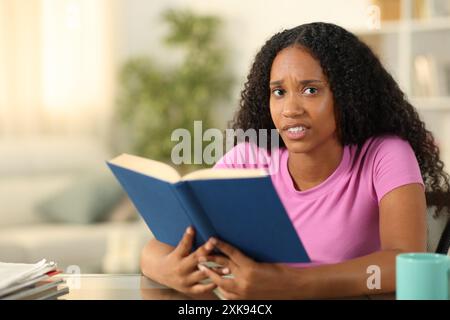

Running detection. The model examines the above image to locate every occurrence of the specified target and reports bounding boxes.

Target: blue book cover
[107,154,310,263]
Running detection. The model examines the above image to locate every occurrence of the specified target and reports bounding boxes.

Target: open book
[107,154,310,263]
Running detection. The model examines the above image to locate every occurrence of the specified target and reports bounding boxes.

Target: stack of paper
[0,259,69,300]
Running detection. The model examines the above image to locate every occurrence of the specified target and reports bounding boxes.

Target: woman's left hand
[197,238,288,300]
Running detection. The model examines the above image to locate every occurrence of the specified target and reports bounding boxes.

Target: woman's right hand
[155,226,218,296]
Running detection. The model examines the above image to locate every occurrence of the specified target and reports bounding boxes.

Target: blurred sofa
[0,137,153,274]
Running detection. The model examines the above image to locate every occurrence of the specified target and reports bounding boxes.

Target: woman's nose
[281,95,305,118]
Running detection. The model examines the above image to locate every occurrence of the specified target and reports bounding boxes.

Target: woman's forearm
[140,238,174,284]
[282,249,404,299]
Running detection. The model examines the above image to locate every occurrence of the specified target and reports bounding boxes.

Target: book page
[181,168,268,181]
[108,154,181,183]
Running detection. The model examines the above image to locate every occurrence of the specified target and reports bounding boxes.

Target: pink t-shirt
[213,135,424,264]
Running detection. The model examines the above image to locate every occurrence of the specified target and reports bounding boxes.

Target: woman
[140,22,450,299]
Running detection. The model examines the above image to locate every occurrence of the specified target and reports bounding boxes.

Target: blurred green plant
[115,9,234,172]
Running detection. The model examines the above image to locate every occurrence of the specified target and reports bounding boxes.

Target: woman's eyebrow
[269,79,324,86]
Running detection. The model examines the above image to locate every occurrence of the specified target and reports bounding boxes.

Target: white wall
[115,0,372,120]
[187,0,370,78]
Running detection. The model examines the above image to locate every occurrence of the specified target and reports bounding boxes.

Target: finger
[184,237,217,266]
[179,237,219,273]
[180,257,226,276]
[197,264,237,293]
[195,237,217,256]
[211,266,231,275]
[185,270,211,286]
[199,263,231,276]
[174,226,195,257]
[202,255,232,267]
[189,282,217,295]
[217,287,240,300]
[200,255,236,275]
[209,238,252,266]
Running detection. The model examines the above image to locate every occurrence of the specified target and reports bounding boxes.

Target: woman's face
[269,46,339,154]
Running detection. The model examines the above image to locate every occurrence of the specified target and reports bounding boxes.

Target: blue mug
[396,253,450,300]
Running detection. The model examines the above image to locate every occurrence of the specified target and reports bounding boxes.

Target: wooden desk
[55,274,395,300]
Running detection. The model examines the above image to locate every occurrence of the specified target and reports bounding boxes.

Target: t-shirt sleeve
[213,142,271,169]
[372,136,424,203]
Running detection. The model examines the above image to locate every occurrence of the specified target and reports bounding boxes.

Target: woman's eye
[272,89,285,97]
[303,87,318,95]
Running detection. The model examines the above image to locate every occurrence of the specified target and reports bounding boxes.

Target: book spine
[173,182,217,249]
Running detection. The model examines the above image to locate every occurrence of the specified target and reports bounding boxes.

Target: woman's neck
[287,140,344,191]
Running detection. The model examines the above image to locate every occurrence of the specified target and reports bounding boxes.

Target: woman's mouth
[284,125,308,140]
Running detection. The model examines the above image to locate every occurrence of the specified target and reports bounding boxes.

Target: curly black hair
[230,22,450,216]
